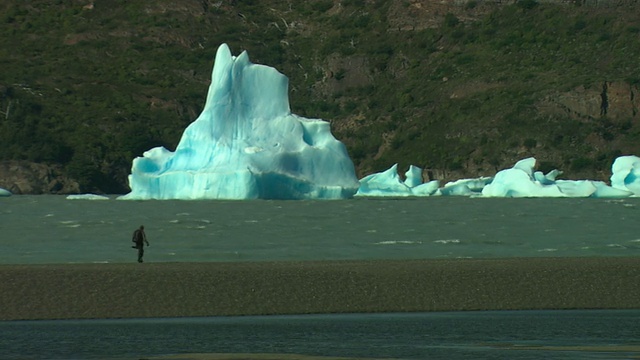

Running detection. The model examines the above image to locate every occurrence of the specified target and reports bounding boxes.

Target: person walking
[132,225,150,263]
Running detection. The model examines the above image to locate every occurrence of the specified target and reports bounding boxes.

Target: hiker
[132,225,150,263]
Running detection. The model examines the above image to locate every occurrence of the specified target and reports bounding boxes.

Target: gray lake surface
[1,195,640,264]
[1,310,639,360]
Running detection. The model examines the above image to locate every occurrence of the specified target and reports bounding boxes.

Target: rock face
[0,161,80,195]
[387,0,639,31]
[541,81,639,122]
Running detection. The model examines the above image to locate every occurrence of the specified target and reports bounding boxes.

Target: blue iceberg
[120,44,359,200]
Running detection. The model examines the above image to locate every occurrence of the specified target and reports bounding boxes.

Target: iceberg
[120,44,359,200]
[0,187,11,197]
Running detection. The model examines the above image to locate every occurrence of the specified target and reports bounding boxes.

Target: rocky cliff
[0,161,79,195]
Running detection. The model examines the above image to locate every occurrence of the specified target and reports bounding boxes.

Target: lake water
[1,195,639,359]
[1,195,640,264]
[1,310,639,360]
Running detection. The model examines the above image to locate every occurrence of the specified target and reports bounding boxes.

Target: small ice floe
[433,239,461,244]
[170,219,211,227]
[66,194,109,200]
[537,248,558,252]
[60,220,80,228]
[375,240,422,245]
[0,188,12,197]
[607,243,627,249]
[188,225,207,230]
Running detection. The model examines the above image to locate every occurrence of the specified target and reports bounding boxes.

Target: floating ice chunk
[356,164,412,197]
[591,180,633,198]
[0,188,11,197]
[66,194,110,200]
[411,180,440,196]
[434,239,460,244]
[355,164,440,197]
[555,180,598,197]
[482,158,566,197]
[438,177,493,196]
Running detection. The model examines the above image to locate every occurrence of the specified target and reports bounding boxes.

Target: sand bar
[0,257,638,321]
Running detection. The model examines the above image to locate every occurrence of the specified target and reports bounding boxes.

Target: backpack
[132,229,142,243]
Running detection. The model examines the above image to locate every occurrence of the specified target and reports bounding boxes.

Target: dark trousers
[137,247,144,262]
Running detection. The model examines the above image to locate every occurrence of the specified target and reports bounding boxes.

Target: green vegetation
[1,0,639,192]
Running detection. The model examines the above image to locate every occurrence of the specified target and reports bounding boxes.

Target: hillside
[1,0,639,194]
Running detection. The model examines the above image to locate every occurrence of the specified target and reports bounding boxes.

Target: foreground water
[1,310,638,360]
[1,195,639,264]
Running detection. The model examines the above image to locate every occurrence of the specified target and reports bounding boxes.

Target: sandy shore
[0,257,638,321]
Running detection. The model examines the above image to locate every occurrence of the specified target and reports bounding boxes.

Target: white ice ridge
[66,194,109,200]
[356,156,639,198]
[119,44,359,200]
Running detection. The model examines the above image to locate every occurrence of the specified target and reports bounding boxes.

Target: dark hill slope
[0,0,639,193]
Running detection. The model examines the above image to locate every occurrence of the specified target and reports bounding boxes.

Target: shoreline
[1,257,638,321]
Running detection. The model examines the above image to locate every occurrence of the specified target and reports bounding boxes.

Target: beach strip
[0,257,638,321]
